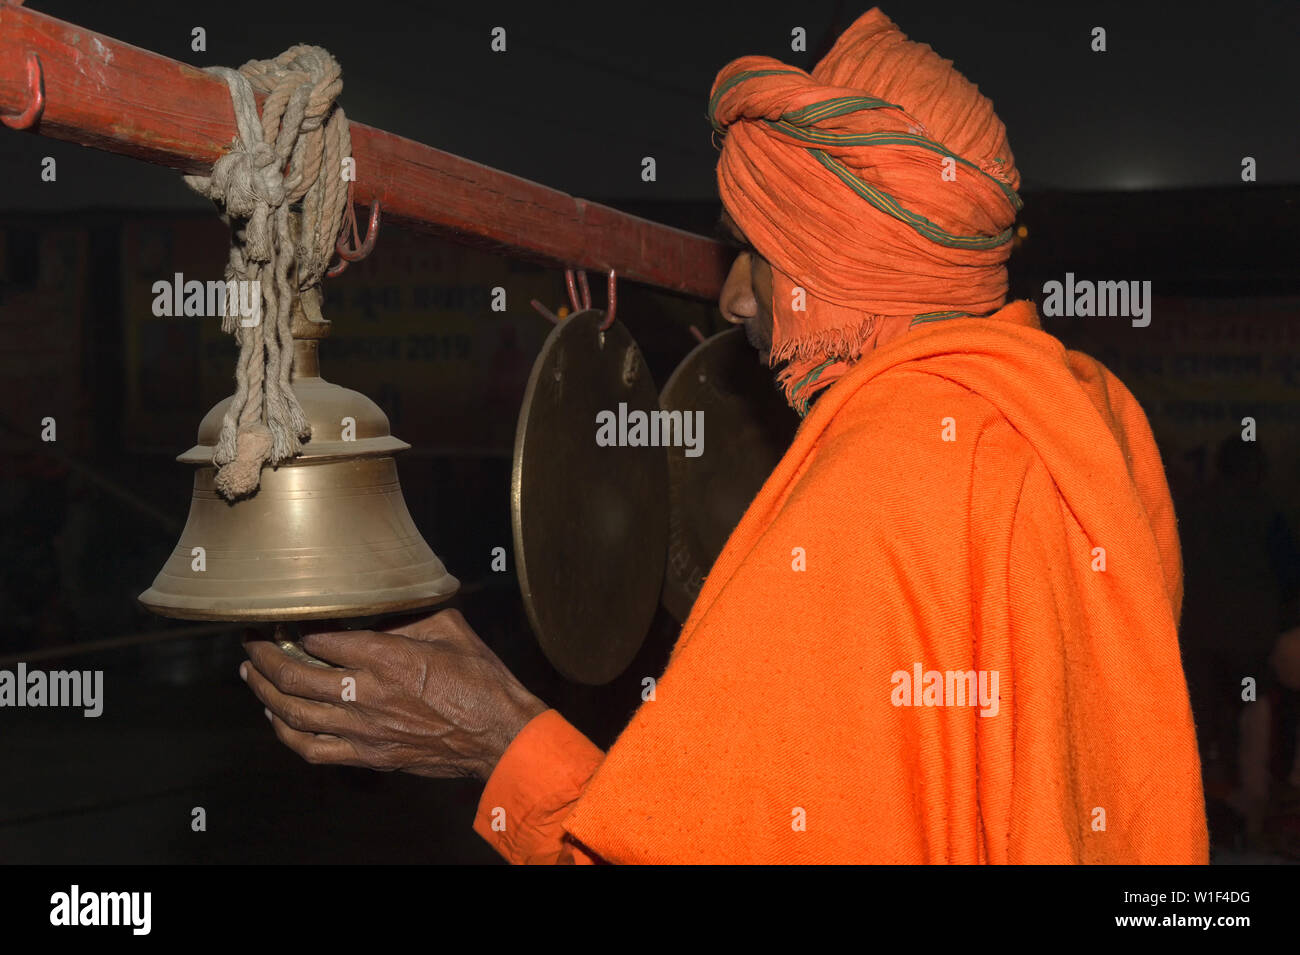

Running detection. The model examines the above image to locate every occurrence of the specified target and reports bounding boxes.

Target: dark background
[3,0,1299,204]
[1,0,1298,863]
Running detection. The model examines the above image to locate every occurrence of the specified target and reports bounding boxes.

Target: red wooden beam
[0,2,729,300]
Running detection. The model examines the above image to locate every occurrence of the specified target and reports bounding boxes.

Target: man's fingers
[241,660,354,736]
[379,608,471,643]
[298,628,407,669]
[243,638,358,703]
[266,710,363,767]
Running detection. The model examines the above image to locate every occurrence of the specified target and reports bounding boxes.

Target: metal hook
[337,197,381,262]
[599,270,618,331]
[1,51,45,131]
[530,298,561,324]
[563,268,614,326]
[577,270,591,310]
[561,268,577,314]
[565,268,593,312]
[327,186,382,277]
[564,270,579,313]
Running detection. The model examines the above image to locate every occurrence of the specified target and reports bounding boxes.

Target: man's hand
[240,609,549,781]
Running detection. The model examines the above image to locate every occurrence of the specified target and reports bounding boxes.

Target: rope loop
[183,46,352,500]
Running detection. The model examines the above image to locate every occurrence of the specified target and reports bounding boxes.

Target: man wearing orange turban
[242,8,1209,864]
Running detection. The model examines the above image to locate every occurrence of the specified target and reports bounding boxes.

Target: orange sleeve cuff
[473,708,606,864]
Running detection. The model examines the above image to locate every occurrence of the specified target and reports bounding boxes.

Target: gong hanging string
[183,45,352,500]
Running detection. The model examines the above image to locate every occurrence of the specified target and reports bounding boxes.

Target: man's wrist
[478,693,550,781]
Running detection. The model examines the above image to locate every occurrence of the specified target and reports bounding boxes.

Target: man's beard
[743,320,772,364]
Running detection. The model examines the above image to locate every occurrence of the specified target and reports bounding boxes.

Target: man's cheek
[754,304,775,349]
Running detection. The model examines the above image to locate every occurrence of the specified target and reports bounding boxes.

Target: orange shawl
[562,300,1208,863]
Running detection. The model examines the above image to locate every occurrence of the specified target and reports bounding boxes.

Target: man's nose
[718,253,757,326]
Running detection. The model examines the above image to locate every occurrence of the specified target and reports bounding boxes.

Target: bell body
[139,339,459,622]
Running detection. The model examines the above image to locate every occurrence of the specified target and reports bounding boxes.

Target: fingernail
[264,707,272,722]
[239,662,249,682]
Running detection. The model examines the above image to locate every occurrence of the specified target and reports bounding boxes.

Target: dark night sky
[2,0,1298,212]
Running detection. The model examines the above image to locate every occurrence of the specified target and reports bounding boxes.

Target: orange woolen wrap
[556,301,1208,863]
[710,7,1022,410]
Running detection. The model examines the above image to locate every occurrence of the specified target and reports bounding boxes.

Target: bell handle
[273,623,336,668]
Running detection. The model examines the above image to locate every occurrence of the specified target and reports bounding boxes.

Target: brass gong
[660,326,799,622]
[511,309,668,685]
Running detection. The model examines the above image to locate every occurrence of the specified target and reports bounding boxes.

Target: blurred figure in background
[1182,437,1300,848]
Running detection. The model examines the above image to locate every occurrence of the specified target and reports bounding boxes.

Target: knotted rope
[184,45,352,500]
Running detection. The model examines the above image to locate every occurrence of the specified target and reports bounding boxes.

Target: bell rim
[137,572,461,622]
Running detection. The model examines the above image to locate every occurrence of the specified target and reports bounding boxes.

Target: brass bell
[139,289,458,622]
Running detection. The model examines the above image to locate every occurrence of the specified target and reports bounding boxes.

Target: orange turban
[710,7,1022,412]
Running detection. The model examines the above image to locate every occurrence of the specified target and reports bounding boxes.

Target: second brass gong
[660,326,799,622]
[512,308,668,685]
